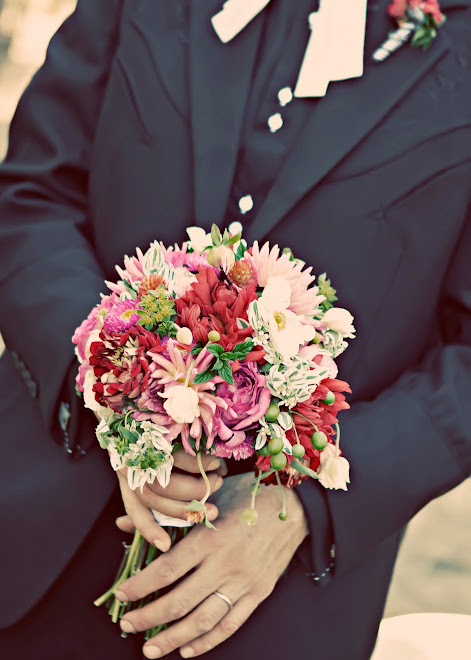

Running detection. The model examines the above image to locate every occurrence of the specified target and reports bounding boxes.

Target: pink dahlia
[243,242,325,315]
[143,339,228,454]
[162,244,211,273]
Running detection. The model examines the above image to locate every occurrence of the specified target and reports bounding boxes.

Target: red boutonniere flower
[373,0,446,62]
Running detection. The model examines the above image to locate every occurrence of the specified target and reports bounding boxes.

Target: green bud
[279,512,289,521]
[270,452,288,471]
[259,445,271,457]
[282,247,294,260]
[241,508,258,525]
[312,332,322,344]
[292,444,305,459]
[311,431,328,450]
[208,330,221,342]
[265,403,280,422]
[322,390,336,405]
[267,437,284,455]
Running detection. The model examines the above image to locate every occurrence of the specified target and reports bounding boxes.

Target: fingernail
[120,619,136,634]
[144,646,162,658]
[153,538,169,552]
[215,476,223,489]
[116,515,130,526]
[208,459,220,470]
[115,590,129,602]
[181,648,195,658]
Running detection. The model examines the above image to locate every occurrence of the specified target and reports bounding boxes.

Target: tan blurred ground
[1,0,470,622]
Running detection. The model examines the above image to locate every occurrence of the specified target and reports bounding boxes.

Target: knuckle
[133,609,154,631]
[195,612,217,633]
[157,560,176,584]
[166,594,192,620]
[220,618,239,636]
[162,633,181,651]
[194,639,214,654]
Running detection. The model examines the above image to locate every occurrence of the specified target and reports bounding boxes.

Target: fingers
[143,472,223,503]
[120,567,218,632]
[116,532,203,603]
[118,472,171,551]
[178,595,259,658]
[115,515,135,533]
[138,490,219,523]
[173,450,223,474]
[140,592,238,658]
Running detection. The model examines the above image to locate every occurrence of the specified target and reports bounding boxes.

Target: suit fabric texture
[0,1,471,658]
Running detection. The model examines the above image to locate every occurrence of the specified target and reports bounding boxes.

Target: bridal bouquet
[72,224,355,634]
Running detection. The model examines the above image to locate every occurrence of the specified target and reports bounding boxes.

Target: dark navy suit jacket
[0,1,470,657]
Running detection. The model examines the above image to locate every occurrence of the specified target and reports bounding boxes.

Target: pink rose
[215,362,271,449]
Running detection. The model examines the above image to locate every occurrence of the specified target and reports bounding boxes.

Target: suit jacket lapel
[245,2,451,243]
[189,0,266,226]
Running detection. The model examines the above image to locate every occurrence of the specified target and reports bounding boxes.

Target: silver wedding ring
[213,590,233,611]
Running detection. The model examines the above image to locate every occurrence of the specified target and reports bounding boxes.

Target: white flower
[322,308,355,338]
[171,266,197,298]
[206,245,235,272]
[257,277,316,361]
[161,385,200,424]
[317,443,350,491]
[187,226,212,254]
[176,326,193,345]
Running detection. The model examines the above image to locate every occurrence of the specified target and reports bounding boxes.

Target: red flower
[175,267,257,351]
[89,325,164,412]
[256,378,351,487]
[388,0,445,24]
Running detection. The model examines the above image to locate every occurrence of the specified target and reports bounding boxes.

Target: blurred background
[0,0,470,622]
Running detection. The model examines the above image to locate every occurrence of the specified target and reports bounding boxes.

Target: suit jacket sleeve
[0,0,123,440]
[297,202,471,578]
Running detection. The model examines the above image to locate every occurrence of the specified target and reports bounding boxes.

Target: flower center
[273,311,286,331]
[120,309,135,321]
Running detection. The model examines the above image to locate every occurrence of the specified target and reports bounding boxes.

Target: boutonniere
[373,0,446,62]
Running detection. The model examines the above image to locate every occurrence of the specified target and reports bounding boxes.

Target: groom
[0,1,470,658]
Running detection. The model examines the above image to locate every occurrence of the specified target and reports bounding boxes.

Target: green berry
[292,444,305,459]
[279,512,289,521]
[265,403,280,422]
[267,437,284,455]
[311,431,328,450]
[208,330,221,342]
[270,452,288,471]
[259,445,271,457]
[240,508,258,525]
[322,390,336,405]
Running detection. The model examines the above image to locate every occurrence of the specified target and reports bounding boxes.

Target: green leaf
[193,370,215,384]
[207,343,224,355]
[120,427,139,443]
[182,500,206,512]
[219,361,234,384]
[211,224,222,246]
[291,459,319,480]
[203,516,219,530]
[123,279,138,299]
[191,343,204,355]
[213,358,223,370]
[225,231,242,246]
[231,339,254,357]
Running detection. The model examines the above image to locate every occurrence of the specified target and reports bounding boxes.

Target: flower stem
[94,530,143,608]
[275,471,287,517]
[197,451,212,505]
[335,423,340,455]
[292,411,319,432]
[250,470,264,510]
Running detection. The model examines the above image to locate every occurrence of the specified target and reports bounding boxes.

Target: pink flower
[215,362,271,447]
[103,299,140,333]
[162,246,212,272]
[140,340,228,454]
[243,242,325,315]
[212,437,255,460]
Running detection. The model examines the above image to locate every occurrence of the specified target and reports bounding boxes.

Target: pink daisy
[244,241,325,315]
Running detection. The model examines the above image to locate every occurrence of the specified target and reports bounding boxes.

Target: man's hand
[116,450,227,551]
[115,473,309,658]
